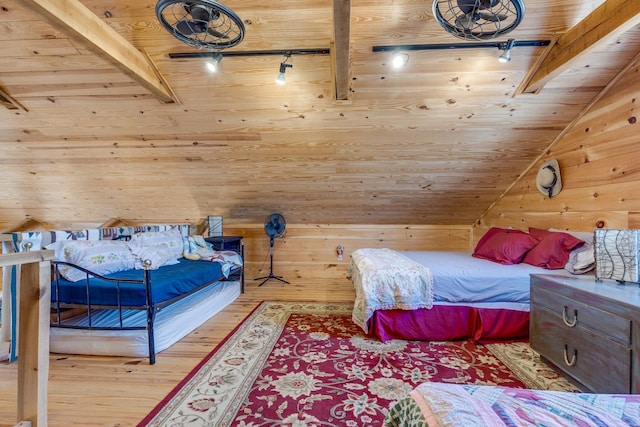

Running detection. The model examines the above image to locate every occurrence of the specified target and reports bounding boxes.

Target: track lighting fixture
[498,39,516,63]
[206,53,223,72]
[168,49,330,84]
[276,53,293,85]
[373,39,550,67]
[170,48,330,59]
[391,52,409,68]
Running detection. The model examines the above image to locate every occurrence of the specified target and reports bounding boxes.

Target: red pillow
[472,227,540,265]
[522,228,585,269]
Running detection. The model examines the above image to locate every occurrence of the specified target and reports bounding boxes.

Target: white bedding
[50,279,240,358]
[349,248,434,333]
[401,251,576,304]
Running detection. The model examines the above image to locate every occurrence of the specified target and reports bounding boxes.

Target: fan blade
[176,19,207,35]
[455,13,475,30]
[189,4,213,21]
[207,28,230,39]
[265,214,285,238]
[479,12,508,22]
[457,0,479,15]
[456,0,499,14]
[180,4,221,35]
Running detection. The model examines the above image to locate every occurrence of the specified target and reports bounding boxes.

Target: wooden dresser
[530,274,640,393]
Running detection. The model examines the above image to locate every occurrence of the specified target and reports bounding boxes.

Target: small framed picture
[207,215,223,237]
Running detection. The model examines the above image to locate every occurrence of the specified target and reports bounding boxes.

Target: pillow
[130,243,180,270]
[45,239,70,260]
[128,229,184,259]
[472,227,540,265]
[522,228,585,269]
[48,240,136,282]
[550,228,595,274]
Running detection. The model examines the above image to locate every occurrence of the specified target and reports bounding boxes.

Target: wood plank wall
[223,223,472,280]
[477,53,640,239]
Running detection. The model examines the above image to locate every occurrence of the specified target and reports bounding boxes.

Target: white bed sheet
[50,279,240,358]
[433,301,530,312]
[401,251,576,304]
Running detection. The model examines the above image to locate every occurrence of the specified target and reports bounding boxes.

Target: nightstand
[530,274,640,393]
[204,235,243,253]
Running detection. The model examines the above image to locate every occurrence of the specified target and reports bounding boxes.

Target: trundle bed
[2,224,243,364]
[349,227,593,342]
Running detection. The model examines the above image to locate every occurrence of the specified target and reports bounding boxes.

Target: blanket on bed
[182,235,243,277]
[348,248,433,333]
[384,382,640,426]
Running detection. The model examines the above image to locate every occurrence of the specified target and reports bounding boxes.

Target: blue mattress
[51,258,232,307]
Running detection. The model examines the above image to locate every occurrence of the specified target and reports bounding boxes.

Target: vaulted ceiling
[1,0,639,226]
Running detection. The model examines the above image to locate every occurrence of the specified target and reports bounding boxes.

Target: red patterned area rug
[139,301,577,427]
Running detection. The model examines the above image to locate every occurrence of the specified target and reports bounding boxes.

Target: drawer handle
[562,306,578,327]
[563,345,577,367]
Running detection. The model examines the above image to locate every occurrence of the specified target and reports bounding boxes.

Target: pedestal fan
[255,213,290,287]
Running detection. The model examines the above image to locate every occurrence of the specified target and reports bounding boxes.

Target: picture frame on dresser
[207,215,223,237]
[594,229,640,284]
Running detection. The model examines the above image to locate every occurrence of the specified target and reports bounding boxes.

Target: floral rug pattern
[139,301,577,427]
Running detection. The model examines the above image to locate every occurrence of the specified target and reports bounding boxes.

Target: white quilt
[348,248,433,333]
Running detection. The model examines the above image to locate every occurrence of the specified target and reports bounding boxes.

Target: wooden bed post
[0,250,54,427]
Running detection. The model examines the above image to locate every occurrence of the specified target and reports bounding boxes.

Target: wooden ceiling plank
[332,0,351,101]
[16,0,178,104]
[521,0,640,93]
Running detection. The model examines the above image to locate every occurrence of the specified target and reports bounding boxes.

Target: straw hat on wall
[536,159,562,197]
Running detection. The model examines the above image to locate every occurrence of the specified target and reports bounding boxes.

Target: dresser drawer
[531,306,631,393]
[531,285,631,346]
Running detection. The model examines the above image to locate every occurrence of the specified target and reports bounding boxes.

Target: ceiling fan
[254,213,290,287]
[432,0,525,41]
[155,0,245,50]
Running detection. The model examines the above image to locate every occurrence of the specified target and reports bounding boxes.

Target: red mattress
[366,304,529,343]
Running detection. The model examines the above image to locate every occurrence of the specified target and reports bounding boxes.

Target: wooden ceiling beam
[520,0,640,94]
[332,0,351,101]
[0,85,27,111]
[17,0,178,104]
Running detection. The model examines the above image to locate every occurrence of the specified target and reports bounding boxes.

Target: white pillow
[45,240,69,260]
[128,229,184,259]
[549,229,594,274]
[48,240,136,282]
[130,243,180,270]
[549,229,593,243]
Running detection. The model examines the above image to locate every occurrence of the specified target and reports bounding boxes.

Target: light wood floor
[0,277,356,427]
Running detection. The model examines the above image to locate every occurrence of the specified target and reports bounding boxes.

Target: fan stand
[254,236,289,286]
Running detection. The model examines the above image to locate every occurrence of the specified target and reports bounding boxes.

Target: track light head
[279,62,293,73]
[276,53,293,84]
[498,39,516,63]
[391,52,409,68]
[498,50,511,63]
[206,53,223,72]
